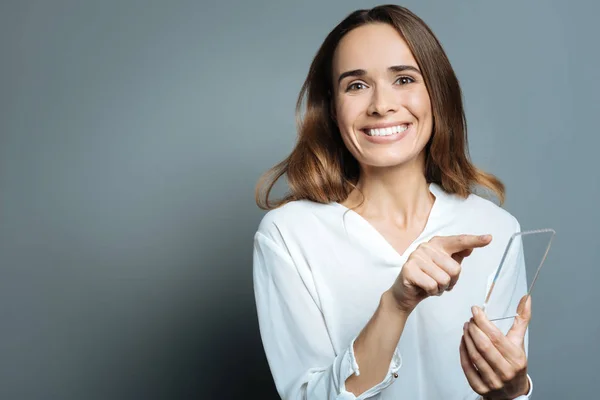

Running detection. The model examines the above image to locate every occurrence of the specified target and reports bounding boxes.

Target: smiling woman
[255,6,504,211]
[253,5,533,400]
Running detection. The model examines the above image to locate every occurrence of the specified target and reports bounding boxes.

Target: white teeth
[366,124,409,136]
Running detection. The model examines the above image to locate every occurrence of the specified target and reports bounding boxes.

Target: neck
[342,154,434,227]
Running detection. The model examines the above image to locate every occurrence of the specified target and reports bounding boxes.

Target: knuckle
[440,274,451,287]
[449,262,462,276]
[515,357,527,372]
[449,270,461,281]
[418,242,432,252]
[426,283,439,295]
[487,332,501,347]
[417,244,434,258]
[499,369,516,382]
[478,341,492,353]
[429,236,444,248]
[469,352,482,364]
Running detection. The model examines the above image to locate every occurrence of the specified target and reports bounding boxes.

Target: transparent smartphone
[482,229,556,322]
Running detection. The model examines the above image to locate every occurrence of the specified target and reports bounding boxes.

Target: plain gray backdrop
[1,0,598,399]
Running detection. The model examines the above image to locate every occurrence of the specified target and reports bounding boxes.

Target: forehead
[332,23,417,75]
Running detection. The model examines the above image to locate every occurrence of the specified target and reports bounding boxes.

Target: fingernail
[471,306,479,316]
[479,234,491,240]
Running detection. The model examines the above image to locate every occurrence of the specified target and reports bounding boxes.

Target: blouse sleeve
[253,231,401,399]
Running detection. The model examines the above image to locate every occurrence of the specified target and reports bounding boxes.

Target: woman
[253,5,533,400]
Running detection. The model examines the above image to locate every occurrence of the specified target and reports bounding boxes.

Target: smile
[359,123,413,143]
[364,124,409,137]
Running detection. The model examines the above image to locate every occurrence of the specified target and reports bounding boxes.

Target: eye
[395,76,415,85]
[346,81,368,92]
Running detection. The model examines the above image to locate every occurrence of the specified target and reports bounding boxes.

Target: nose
[367,86,398,116]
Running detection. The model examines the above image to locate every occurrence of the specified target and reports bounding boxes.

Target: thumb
[506,295,532,345]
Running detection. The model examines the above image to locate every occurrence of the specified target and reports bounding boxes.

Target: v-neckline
[332,183,447,262]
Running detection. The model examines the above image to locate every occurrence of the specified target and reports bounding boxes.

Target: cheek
[404,91,433,147]
[407,90,432,120]
[335,97,365,127]
[415,90,433,118]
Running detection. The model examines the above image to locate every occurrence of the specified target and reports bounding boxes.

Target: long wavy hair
[255,4,505,210]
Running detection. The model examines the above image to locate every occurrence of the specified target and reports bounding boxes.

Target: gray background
[1,0,598,399]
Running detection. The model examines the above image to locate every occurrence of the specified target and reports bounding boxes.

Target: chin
[360,148,422,167]
[361,156,415,169]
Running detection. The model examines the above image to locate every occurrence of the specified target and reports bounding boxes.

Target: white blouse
[253,183,533,399]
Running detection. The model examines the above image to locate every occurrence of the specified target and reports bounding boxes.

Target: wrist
[511,373,531,399]
[381,290,411,319]
[482,375,531,400]
[517,374,532,398]
[521,375,531,396]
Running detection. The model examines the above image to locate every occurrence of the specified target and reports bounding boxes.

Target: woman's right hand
[389,234,493,314]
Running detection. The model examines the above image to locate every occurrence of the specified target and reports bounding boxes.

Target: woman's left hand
[459,295,532,399]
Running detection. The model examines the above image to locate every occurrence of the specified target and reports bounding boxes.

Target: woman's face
[332,23,433,169]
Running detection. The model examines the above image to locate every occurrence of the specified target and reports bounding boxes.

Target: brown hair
[255,4,504,210]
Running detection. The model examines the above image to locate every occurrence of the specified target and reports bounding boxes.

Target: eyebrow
[337,65,422,85]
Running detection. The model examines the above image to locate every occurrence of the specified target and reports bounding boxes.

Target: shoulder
[255,199,333,244]
[454,191,521,234]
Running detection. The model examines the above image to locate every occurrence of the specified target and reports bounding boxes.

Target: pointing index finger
[438,234,492,254]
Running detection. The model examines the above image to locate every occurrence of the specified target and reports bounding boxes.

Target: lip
[360,123,413,144]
